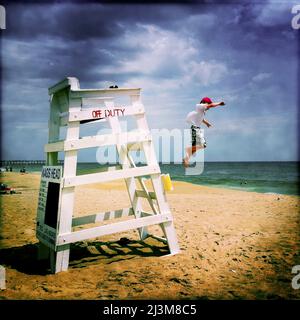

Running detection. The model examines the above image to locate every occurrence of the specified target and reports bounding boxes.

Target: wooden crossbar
[44,140,64,153]
[70,88,141,99]
[45,130,151,152]
[124,150,159,215]
[135,190,157,200]
[72,209,154,227]
[63,165,160,187]
[72,207,134,227]
[81,97,114,107]
[57,213,172,246]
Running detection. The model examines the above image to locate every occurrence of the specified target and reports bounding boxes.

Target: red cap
[201,97,212,104]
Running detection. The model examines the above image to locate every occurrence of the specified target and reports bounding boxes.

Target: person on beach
[183,97,225,167]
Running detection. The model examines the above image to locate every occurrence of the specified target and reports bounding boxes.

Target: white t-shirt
[186,103,207,127]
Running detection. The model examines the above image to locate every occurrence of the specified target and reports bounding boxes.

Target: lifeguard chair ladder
[36,77,180,273]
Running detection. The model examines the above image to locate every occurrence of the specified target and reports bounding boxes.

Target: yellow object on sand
[161,174,173,191]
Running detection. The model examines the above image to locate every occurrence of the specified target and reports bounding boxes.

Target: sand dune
[0,172,299,299]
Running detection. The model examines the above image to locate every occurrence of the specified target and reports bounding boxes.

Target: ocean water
[160,162,300,196]
[5,162,299,196]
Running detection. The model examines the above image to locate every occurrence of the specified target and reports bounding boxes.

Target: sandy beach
[0,171,299,300]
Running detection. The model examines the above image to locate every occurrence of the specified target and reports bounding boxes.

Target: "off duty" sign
[92,108,125,119]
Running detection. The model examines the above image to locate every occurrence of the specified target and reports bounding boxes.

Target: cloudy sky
[1,0,299,162]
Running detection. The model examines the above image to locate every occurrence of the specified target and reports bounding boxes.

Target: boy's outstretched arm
[202,119,212,128]
[206,101,225,110]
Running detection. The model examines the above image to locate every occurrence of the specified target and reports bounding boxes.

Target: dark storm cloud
[4,1,257,41]
[2,3,202,86]
[4,3,214,38]
[4,3,199,40]
[179,2,297,55]
[2,2,203,96]
[173,2,298,112]
[2,40,112,82]
[5,4,123,40]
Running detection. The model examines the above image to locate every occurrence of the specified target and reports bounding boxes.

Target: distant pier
[0,160,64,166]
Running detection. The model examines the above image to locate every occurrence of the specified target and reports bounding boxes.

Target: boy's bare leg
[183,145,204,167]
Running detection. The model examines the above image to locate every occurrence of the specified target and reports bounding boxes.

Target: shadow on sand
[0,236,169,275]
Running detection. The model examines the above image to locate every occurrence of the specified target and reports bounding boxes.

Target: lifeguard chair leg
[151,174,180,255]
[52,120,80,273]
[38,96,59,266]
[134,109,180,253]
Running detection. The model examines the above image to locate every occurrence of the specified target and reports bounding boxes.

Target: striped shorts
[191,125,206,147]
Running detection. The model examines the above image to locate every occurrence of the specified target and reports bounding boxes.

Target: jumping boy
[183,97,225,167]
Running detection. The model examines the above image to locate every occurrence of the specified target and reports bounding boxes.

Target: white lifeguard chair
[36,77,180,273]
